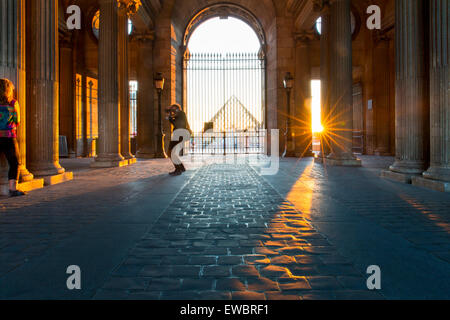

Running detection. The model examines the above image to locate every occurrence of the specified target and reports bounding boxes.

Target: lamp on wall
[283,72,294,157]
[154,72,166,158]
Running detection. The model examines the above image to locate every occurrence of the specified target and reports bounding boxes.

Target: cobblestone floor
[0,156,449,300]
[95,163,383,300]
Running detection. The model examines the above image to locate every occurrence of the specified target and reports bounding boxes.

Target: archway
[182,5,267,155]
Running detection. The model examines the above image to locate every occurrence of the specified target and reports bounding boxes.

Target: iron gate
[184,52,266,155]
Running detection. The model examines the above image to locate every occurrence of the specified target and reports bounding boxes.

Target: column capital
[313,0,331,13]
[117,0,142,17]
[133,31,155,43]
[294,30,316,45]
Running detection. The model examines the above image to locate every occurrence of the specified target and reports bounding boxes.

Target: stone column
[294,32,314,158]
[413,0,449,192]
[135,34,156,158]
[326,0,361,166]
[26,0,72,185]
[387,0,428,181]
[93,0,127,168]
[118,7,136,164]
[59,36,76,158]
[315,1,331,161]
[373,34,392,155]
[0,0,43,194]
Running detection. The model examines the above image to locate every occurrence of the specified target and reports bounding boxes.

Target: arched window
[92,10,133,39]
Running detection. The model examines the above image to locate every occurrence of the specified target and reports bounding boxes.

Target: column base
[19,166,35,183]
[136,152,156,159]
[91,159,129,168]
[389,160,426,175]
[19,178,45,192]
[41,172,74,186]
[318,153,362,167]
[411,176,450,192]
[0,178,45,196]
[126,157,137,165]
[321,157,362,167]
[422,166,450,182]
[380,170,419,184]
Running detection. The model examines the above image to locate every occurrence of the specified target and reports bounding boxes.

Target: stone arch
[182,3,267,50]
[168,0,278,134]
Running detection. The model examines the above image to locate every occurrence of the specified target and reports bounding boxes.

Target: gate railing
[188,130,266,155]
[184,52,266,154]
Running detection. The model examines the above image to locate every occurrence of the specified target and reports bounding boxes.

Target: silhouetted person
[166,104,192,176]
[0,79,26,197]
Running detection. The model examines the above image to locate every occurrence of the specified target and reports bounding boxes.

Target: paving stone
[301,291,336,300]
[112,264,143,277]
[127,292,161,300]
[181,279,214,291]
[270,255,297,265]
[247,278,279,292]
[218,256,243,265]
[148,278,181,291]
[254,247,280,256]
[170,266,201,277]
[216,278,247,291]
[232,265,260,278]
[203,266,231,277]
[260,265,291,278]
[93,289,129,300]
[244,255,271,265]
[278,277,311,291]
[189,256,217,265]
[198,291,232,300]
[294,255,323,265]
[266,292,301,300]
[162,291,201,300]
[334,290,385,300]
[102,277,149,290]
[232,291,266,300]
[336,276,368,290]
[306,276,342,290]
[139,266,171,277]
[278,247,309,255]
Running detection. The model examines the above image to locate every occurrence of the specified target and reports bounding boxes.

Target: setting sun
[311,80,324,133]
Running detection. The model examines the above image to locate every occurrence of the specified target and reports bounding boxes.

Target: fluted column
[93,0,127,167]
[0,0,34,185]
[373,34,392,155]
[319,2,331,158]
[59,37,76,158]
[326,0,360,166]
[135,34,156,158]
[118,8,135,163]
[423,0,449,183]
[294,32,314,157]
[26,0,72,184]
[389,0,428,175]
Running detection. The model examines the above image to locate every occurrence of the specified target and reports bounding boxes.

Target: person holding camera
[166,104,192,176]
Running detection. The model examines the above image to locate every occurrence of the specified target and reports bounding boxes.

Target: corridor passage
[0,157,449,299]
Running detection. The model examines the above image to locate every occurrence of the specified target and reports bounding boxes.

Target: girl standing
[0,79,26,197]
